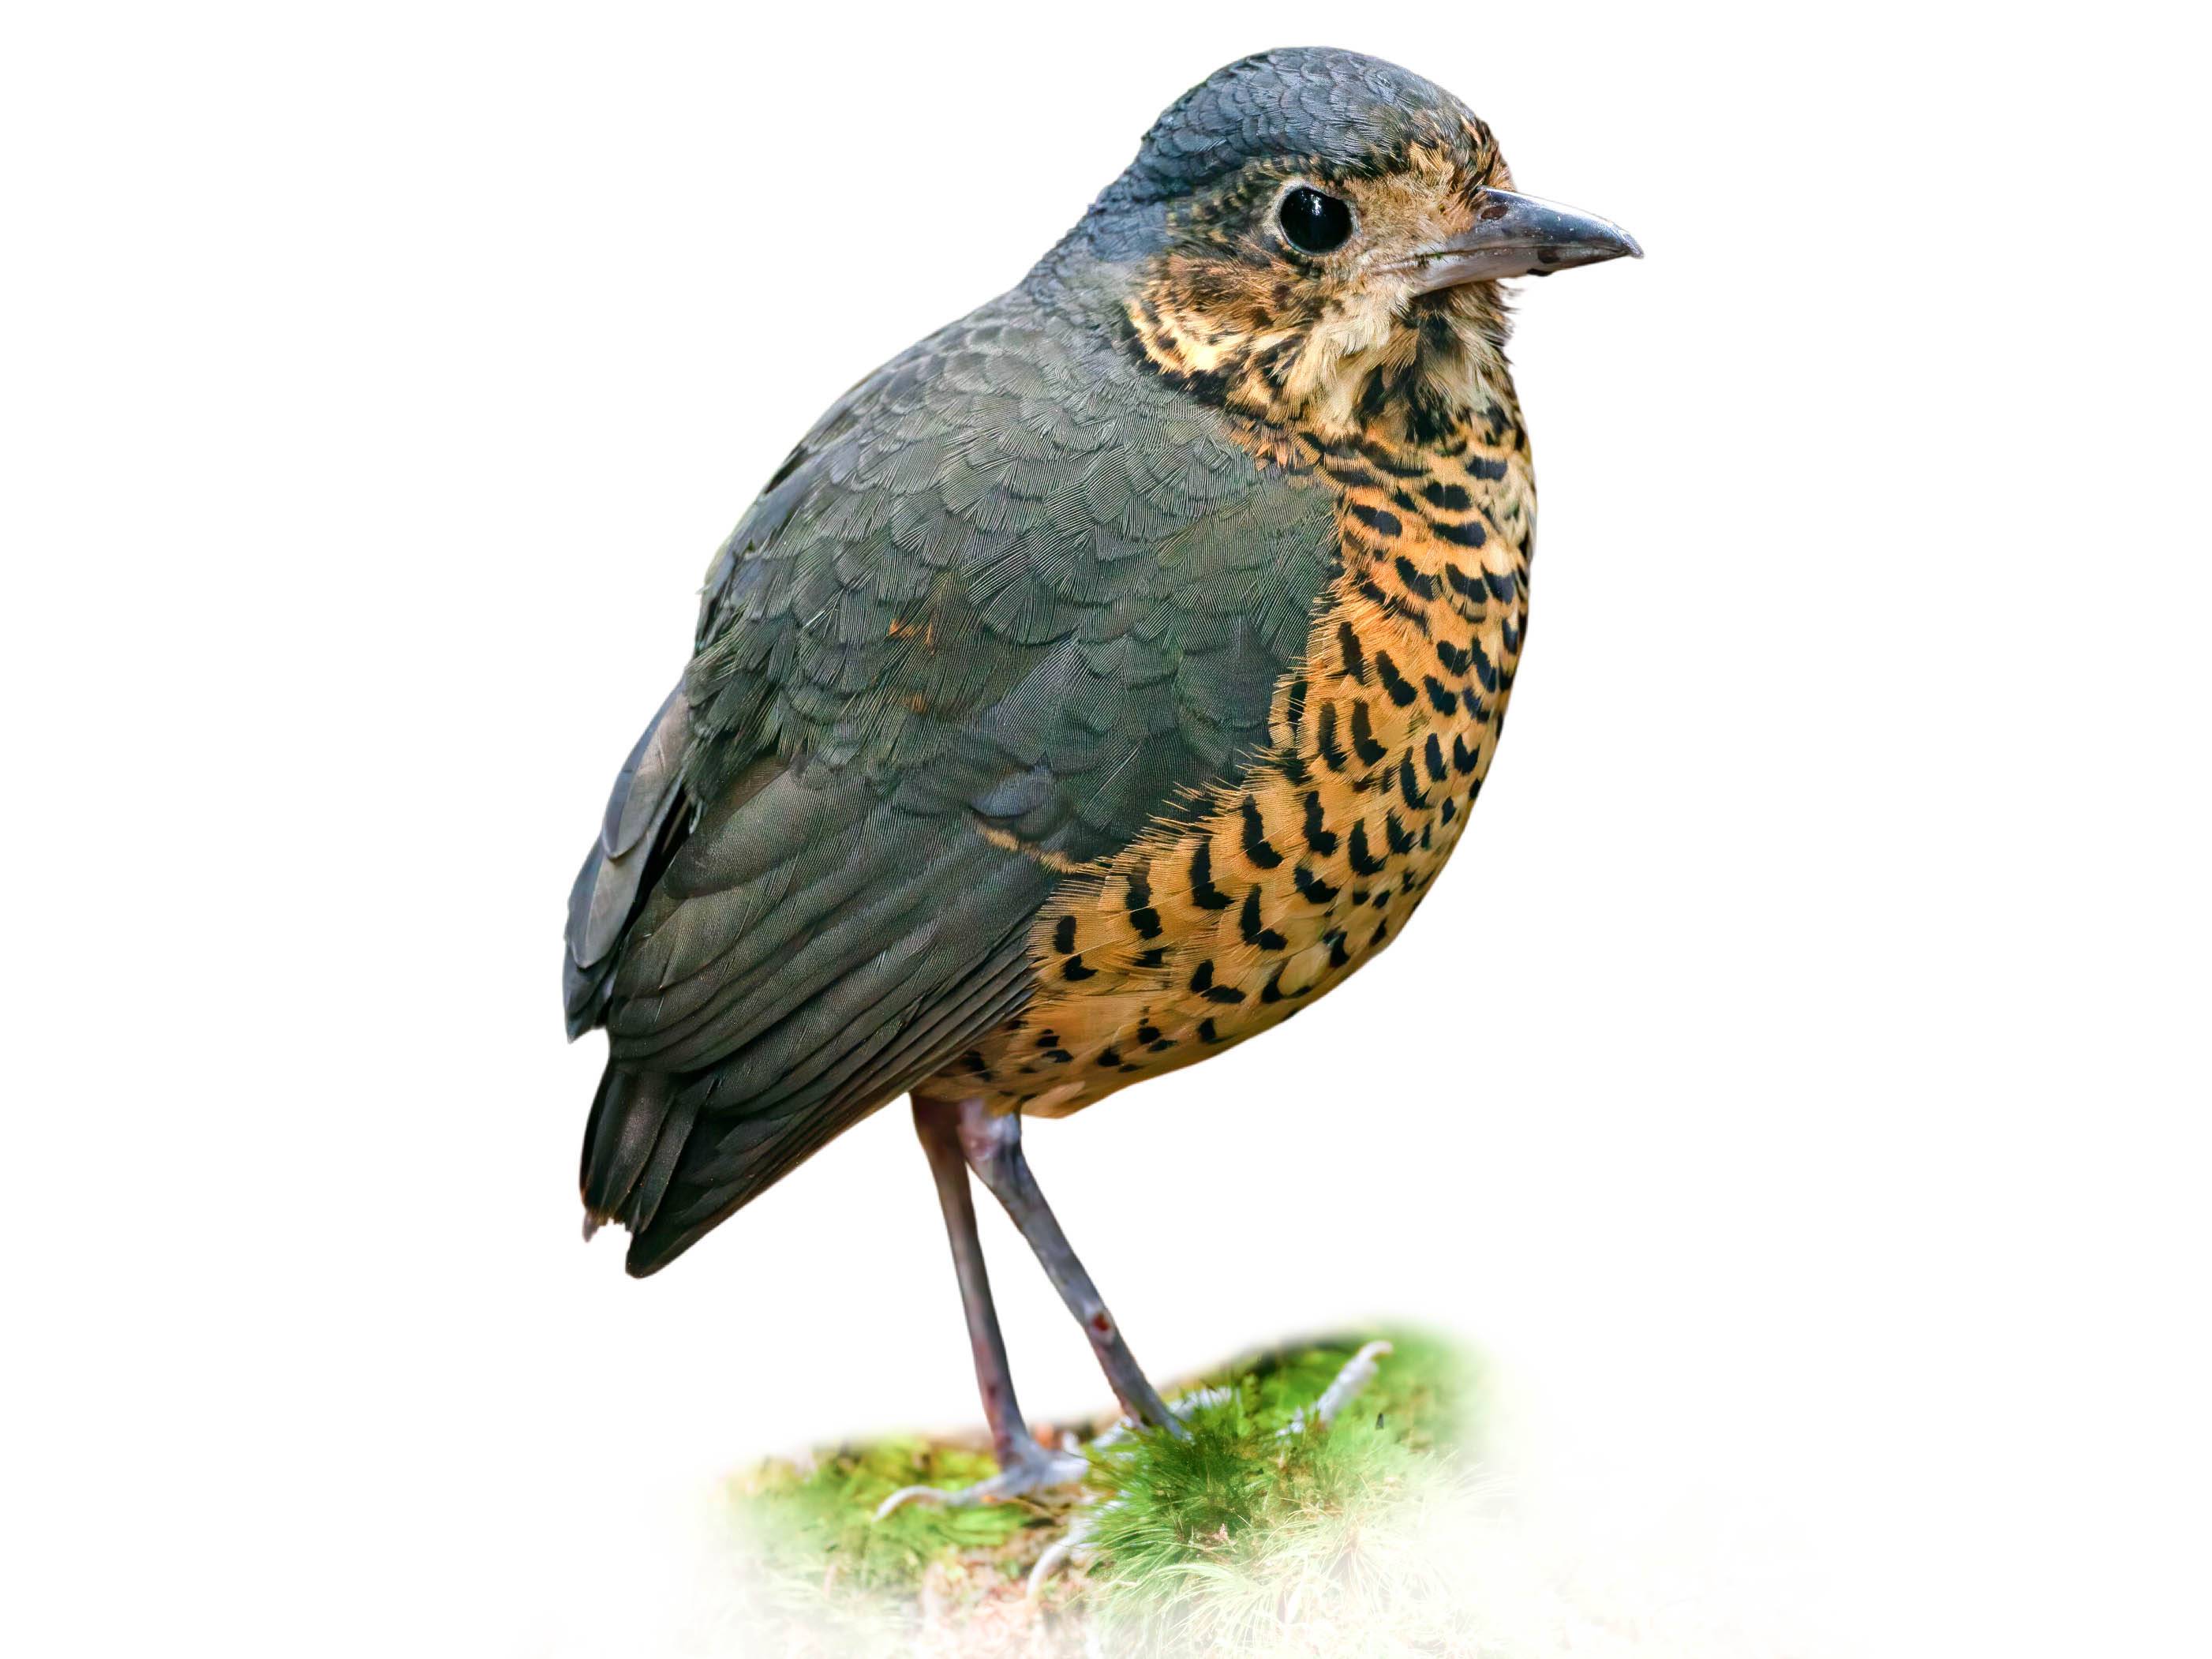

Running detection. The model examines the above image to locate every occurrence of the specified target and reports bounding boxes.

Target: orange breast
[921,415,1534,1116]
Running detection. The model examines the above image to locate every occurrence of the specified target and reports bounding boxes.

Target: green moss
[1077,1332,1477,1653]
[724,1329,1480,1655]
[731,1434,1054,1595]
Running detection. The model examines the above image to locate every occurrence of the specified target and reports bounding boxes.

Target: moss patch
[723,1330,1481,1657]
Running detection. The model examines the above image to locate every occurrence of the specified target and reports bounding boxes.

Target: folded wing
[565,284,1338,1272]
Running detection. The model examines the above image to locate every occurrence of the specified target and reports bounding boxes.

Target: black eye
[1278,186,1353,255]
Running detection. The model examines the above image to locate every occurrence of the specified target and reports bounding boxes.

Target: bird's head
[1061,47,1639,444]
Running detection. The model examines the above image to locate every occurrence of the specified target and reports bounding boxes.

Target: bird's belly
[926,437,1533,1117]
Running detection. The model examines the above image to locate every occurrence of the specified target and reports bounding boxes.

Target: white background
[5,3,2205,1654]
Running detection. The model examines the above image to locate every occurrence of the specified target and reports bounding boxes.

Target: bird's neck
[1216,303,1540,783]
[1116,264,1518,448]
[1057,250,1538,659]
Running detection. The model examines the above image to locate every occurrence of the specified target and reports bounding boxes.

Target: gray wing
[564,286,1336,1272]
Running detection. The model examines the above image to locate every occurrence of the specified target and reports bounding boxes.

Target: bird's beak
[1398,189,1642,292]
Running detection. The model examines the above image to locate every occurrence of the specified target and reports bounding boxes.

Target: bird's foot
[874,1437,1088,1520]
[1278,1339,1393,1436]
[1085,1384,1226,1450]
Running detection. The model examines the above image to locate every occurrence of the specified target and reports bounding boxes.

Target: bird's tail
[578,1065,697,1245]
[581,1063,864,1276]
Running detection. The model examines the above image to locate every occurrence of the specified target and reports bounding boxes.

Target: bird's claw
[873,1443,1088,1521]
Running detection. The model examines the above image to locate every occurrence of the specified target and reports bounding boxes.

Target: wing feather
[567,273,1339,1268]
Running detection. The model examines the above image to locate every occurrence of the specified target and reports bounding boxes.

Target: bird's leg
[913,1095,1054,1470]
[874,1098,1087,1518]
[953,1098,1185,1436]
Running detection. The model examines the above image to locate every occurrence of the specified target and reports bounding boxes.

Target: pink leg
[952,1098,1183,1435]
[876,1098,1087,1516]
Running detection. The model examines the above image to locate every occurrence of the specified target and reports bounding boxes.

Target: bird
[564,45,1637,1505]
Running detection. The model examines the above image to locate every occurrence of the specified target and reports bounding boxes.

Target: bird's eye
[1278,186,1353,255]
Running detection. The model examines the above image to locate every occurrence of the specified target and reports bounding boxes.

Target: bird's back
[566,269,1346,1272]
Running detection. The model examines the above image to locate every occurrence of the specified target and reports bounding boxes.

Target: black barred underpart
[1005,360,1535,1116]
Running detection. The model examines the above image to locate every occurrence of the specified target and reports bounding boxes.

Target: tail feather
[623,1090,700,1242]
[580,1067,685,1236]
[623,1107,839,1278]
